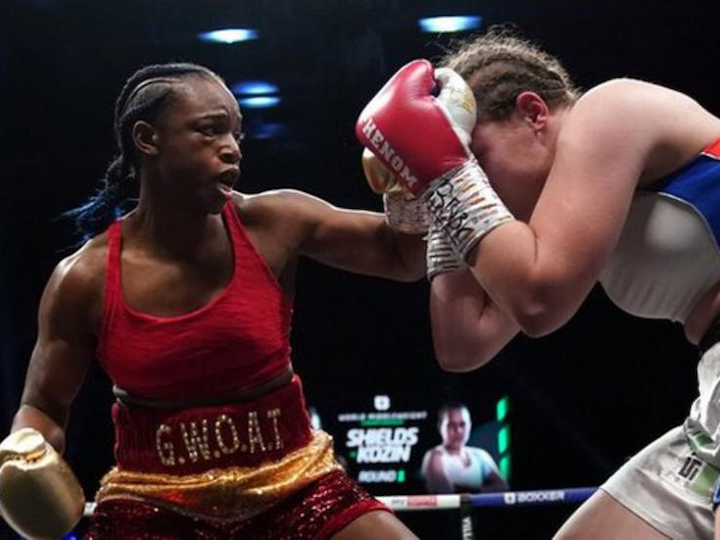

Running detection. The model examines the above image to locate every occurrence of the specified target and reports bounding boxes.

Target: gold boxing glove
[0,428,85,539]
[362,148,430,235]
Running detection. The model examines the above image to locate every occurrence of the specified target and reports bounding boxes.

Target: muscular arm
[270,190,426,282]
[11,253,98,453]
[430,271,519,371]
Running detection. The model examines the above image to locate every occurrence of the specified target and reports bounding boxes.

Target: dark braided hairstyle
[441,25,581,122]
[66,62,223,239]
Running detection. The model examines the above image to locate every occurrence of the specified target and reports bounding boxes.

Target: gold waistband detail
[96,430,341,522]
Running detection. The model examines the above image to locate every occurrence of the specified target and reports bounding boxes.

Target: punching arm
[2,254,98,538]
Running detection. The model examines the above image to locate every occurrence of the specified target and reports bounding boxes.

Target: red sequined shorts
[85,469,386,539]
[85,376,389,538]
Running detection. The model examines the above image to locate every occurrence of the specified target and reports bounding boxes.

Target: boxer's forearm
[385,226,427,282]
[430,272,520,371]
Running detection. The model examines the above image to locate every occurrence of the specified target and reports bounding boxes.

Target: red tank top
[96,203,294,400]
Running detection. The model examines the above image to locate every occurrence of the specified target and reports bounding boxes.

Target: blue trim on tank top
[653,153,720,246]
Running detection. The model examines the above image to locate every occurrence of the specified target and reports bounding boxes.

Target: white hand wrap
[383,191,430,235]
[424,159,515,260]
[420,67,515,259]
[426,218,467,281]
[0,428,85,538]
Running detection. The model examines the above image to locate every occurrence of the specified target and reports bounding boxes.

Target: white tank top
[427,445,497,490]
[599,140,720,323]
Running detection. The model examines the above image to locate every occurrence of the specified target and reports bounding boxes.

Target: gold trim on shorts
[96,430,341,522]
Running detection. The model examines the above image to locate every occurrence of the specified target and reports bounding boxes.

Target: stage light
[418,16,482,33]
[250,123,287,139]
[496,395,511,480]
[198,29,258,44]
[496,395,509,423]
[238,96,281,109]
[498,425,511,453]
[231,81,279,96]
[499,455,512,479]
[233,80,280,109]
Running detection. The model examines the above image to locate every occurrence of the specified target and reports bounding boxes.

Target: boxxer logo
[359,117,419,189]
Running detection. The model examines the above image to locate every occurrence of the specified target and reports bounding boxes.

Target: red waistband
[112,376,313,475]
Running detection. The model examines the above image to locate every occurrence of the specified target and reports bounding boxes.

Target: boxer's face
[440,408,471,451]
[470,116,550,221]
[144,76,243,214]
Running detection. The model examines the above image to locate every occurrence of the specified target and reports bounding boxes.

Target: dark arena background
[2,1,720,538]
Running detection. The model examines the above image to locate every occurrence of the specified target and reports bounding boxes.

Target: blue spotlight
[231,81,280,96]
[418,16,482,33]
[238,96,281,109]
[250,123,288,139]
[198,29,258,44]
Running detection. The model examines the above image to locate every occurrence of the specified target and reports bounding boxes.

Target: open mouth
[217,168,240,192]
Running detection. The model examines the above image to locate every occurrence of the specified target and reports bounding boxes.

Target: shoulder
[557,78,685,161]
[468,446,495,462]
[233,189,330,216]
[422,446,443,458]
[422,447,445,470]
[560,78,713,169]
[569,78,693,130]
[426,446,445,460]
[231,189,334,231]
[577,78,675,105]
[54,235,106,290]
[43,233,108,327]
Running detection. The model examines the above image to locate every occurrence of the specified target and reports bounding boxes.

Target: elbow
[395,248,427,283]
[435,345,492,373]
[510,290,574,338]
[396,267,426,283]
[515,311,559,338]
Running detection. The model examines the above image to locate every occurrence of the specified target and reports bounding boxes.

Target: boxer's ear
[515,92,549,132]
[132,121,160,157]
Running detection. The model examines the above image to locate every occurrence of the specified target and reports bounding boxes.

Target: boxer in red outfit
[2,62,423,539]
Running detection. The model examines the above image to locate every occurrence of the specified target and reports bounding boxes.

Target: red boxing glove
[356,61,514,260]
[355,60,472,195]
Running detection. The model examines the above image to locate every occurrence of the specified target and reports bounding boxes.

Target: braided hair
[66,63,222,239]
[441,25,581,122]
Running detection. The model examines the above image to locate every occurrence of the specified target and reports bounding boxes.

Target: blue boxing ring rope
[376,487,597,540]
[376,486,597,510]
[82,486,596,515]
[81,487,596,539]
